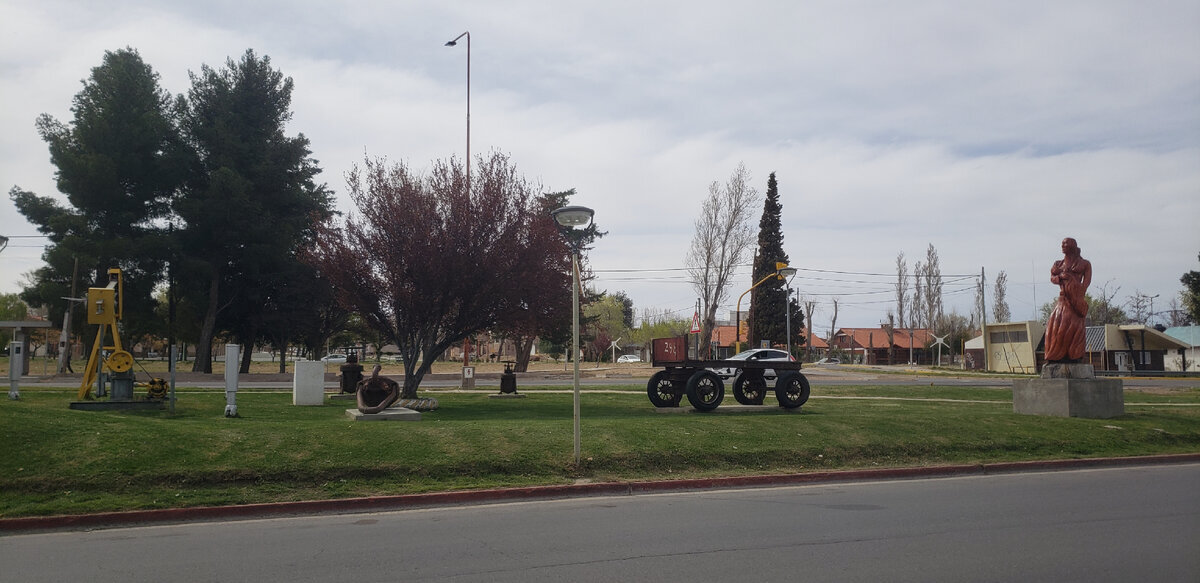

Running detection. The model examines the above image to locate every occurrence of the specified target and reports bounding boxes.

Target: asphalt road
[3,463,1196,582]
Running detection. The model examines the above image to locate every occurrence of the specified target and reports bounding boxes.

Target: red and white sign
[690,311,701,333]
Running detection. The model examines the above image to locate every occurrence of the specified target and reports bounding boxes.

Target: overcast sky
[2,0,1198,331]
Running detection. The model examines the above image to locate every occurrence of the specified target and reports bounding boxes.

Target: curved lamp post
[734,262,794,354]
[444,31,470,186]
[552,205,594,466]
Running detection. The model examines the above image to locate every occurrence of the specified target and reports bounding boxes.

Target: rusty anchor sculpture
[356,364,400,414]
[354,364,440,413]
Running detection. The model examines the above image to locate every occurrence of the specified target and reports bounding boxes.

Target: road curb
[4,452,1198,534]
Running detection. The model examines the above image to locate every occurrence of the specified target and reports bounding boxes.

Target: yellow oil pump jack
[77,268,136,400]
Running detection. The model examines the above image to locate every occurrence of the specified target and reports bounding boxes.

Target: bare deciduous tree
[686,163,760,356]
[971,272,985,329]
[895,252,909,329]
[803,299,817,361]
[1126,290,1159,325]
[924,244,944,331]
[993,270,1011,323]
[910,260,925,330]
[1165,296,1191,327]
[883,311,896,365]
[827,298,840,357]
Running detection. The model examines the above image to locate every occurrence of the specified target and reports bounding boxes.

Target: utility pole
[56,256,80,374]
[980,267,987,330]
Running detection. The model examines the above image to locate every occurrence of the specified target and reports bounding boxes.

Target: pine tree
[11,48,183,340]
[177,49,333,372]
[748,172,801,349]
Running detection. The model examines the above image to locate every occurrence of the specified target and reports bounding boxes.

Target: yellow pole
[734,263,790,353]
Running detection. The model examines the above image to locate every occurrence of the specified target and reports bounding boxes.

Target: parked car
[814,357,841,365]
[710,348,795,381]
[320,354,348,364]
[616,354,641,363]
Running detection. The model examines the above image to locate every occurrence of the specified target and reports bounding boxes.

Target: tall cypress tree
[748,172,802,350]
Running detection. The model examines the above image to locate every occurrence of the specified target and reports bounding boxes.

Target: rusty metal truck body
[647,337,811,411]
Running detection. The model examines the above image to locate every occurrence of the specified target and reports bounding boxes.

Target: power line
[594,263,979,279]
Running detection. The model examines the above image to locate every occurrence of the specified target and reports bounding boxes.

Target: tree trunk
[513,335,534,372]
[239,340,253,373]
[803,301,816,361]
[699,309,717,359]
[192,270,220,373]
[278,340,288,374]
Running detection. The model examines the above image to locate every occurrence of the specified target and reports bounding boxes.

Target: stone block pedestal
[346,407,422,421]
[1012,363,1124,418]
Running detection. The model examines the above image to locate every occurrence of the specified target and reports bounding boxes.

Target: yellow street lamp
[734,262,795,354]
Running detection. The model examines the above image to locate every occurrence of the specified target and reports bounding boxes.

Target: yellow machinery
[77,268,136,400]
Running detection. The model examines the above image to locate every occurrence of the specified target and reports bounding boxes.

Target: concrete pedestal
[69,400,165,411]
[346,407,421,421]
[1013,363,1124,418]
[293,360,325,405]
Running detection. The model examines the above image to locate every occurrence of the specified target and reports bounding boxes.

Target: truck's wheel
[733,373,766,405]
[647,371,680,408]
[685,370,724,411]
[774,372,811,409]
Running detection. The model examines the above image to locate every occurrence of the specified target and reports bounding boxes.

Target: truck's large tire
[685,370,724,411]
[733,372,767,405]
[774,372,811,409]
[647,370,681,408]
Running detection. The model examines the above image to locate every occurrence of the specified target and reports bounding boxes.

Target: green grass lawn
[2,385,1198,518]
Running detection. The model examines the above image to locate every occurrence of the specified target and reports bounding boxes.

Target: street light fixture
[552,204,595,466]
[444,31,471,187]
[734,262,794,353]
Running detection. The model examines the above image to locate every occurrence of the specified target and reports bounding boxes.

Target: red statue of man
[1044,237,1092,362]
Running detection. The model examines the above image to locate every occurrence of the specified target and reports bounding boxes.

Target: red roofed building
[708,325,829,360]
[829,327,934,365]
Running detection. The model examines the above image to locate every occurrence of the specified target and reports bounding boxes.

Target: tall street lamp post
[780,267,798,357]
[552,205,594,466]
[444,31,471,184]
[445,31,471,370]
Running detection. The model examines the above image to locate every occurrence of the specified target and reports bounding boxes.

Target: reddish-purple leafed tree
[306,152,569,398]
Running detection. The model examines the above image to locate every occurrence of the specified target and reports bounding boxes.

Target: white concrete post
[8,341,21,400]
[224,343,240,417]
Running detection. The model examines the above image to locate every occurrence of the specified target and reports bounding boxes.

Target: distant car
[710,348,794,381]
[320,354,348,363]
[616,354,641,363]
[814,357,841,365]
